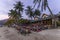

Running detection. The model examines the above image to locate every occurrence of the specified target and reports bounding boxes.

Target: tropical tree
[9,1,24,25]
[18,19,30,24]
[25,6,34,19]
[14,1,24,19]
[33,0,58,28]
[33,0,53,16]
[5,1,24,27]
[34,9,41,17]
[8,9,20,22]
[8,9,18,19]
[8,9,18,25]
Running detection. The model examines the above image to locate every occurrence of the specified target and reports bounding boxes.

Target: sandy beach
[0,27,60,40]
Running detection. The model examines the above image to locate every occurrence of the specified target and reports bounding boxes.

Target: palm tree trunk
[19,9,21,19]
[47,5,53,16]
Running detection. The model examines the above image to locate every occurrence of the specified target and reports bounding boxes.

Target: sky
[0,0,60,20]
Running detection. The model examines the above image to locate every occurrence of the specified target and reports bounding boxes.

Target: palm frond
[43,0,48,10]
[37,0,41,8]
[34,9,41,16]
[25,6,34,18]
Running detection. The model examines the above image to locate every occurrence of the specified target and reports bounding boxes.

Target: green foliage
[14,1,24,12]
[18,19,30,24]
[7,1,24,26]
[33,0,48,10]
[8,1,24,20]
[25,6,34,19]
[33,0,53,15]
[4,19,15,26]
[25,6,41,19]
[8,9,19,19]
[14,1,24,17]
[34,9,41,17]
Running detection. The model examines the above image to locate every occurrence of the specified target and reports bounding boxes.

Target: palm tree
[9,9,24,24]
[25,6,34,19]
[33,0,57,28]
[33,0,53,16]
[8,9,19,20]
[14,1,24,19]
[6,1,24,27]
[5,9,16,27]
[34,9,41,17]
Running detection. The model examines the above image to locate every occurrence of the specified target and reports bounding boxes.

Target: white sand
[0,27,60,40]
